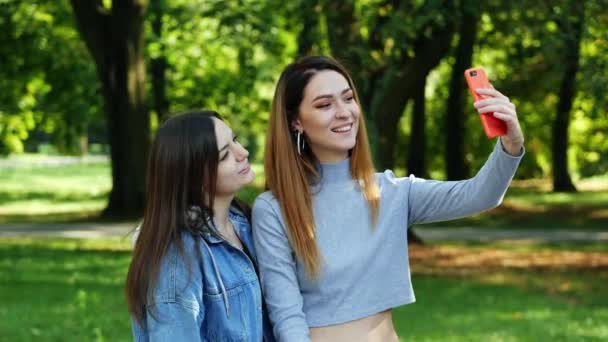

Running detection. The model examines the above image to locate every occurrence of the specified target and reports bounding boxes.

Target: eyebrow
[312,87,352,102]
[218,132,235,153]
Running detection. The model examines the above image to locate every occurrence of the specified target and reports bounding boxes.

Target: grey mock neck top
[252,140,524,341]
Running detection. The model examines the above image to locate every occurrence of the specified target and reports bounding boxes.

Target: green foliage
[0,0,102,156]
[1,0,607,176]
[144,0,296,161]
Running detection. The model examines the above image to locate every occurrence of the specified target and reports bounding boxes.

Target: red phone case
[464,67,507,138]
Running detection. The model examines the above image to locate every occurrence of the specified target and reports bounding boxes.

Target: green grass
[394,273,608,341]
[0,162,110,222]
[1,157,606,229]
[1,238,607,341]
[0,238,132,341]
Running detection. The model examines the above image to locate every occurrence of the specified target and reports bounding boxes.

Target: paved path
[0,155,108,168]
[1,222,607,242]
[0,222,138,239]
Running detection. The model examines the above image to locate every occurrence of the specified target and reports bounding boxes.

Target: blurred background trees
[1,0,606,218]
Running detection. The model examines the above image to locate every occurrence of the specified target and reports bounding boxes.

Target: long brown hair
[266,56,379,278]
[125,110,248,324]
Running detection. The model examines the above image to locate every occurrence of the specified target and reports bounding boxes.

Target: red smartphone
[464,67,507,138]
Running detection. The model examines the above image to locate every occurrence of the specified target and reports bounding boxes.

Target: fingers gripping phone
[464,67,507,138]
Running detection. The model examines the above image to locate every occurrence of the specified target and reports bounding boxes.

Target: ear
[291,118,303,132]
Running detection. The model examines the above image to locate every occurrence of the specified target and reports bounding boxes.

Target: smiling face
[213,118,255,196]
[293,70,361,163]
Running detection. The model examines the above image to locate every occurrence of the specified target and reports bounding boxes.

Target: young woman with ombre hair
[252,56,524,342]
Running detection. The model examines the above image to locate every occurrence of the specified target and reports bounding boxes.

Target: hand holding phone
[464,67,507,138]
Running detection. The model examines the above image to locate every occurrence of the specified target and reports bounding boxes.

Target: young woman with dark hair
[126,110,274,341]
[252,56,525,341]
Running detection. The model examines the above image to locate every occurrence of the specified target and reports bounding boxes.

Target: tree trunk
[552,1,583,192]
[370,23,455,170]
[297,0,321,57]
[150,0,169,123]
[71,0,150,218]
[407,76,429,178]
[323,1,362,71]
[445,0,479,180]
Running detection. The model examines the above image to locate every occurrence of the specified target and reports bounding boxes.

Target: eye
[316,103,331,109]
[344,95,354,102]
[220,152,229,161]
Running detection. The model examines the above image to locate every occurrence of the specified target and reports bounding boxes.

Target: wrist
[500,137,523,156]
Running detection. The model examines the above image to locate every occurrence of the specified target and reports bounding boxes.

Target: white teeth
[332,124,352,133]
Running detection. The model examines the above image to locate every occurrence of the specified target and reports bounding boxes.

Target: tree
[70,0,150,217]
[323,0,456,170]
[149,0,169,123]
[444,0,480,180]
[551,0,584,192]
[296,0,322,57]
[407,76,429,178]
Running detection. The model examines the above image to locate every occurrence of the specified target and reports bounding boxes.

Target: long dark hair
[126,110,249,324]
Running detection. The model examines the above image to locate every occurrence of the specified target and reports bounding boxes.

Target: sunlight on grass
[0,198,106,215]
[1,157,607,229]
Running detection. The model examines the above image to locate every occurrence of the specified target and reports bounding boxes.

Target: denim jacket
[131,207,275,342]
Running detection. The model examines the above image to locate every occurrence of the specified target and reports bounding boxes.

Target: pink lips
[239,164,251,175]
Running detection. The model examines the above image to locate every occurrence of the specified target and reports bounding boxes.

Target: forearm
[409,139,524,224]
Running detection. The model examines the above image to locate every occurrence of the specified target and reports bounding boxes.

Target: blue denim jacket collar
[200,208,251,246]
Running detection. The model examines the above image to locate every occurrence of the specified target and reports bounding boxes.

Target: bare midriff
[309,310,398,342]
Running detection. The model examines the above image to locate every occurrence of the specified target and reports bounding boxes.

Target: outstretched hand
[474,88,524,156]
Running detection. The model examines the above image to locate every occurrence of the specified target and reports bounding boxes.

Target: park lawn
[1,238,607,341]
[0,162,111,223]
[0,159,606,229]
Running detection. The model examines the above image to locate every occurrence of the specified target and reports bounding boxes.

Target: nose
[335,102,350,119]
[233,142,249,161]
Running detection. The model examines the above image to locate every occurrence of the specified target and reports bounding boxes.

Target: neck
[212,194,234,231]
[311,147,349,163]
[318,157,351,184]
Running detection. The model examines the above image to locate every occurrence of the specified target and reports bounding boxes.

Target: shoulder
[254,190,278,205]
[159,232,199,269]
[375,169,417,186]
[152,231,204,297]
[252,191,281,215]
[251,191,287,235]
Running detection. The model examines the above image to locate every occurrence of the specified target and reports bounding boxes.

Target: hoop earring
[296,130,305,156]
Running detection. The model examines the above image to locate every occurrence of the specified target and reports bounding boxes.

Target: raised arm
[252,196,311,342]
[408,139,523,225]
[409,87,524,225]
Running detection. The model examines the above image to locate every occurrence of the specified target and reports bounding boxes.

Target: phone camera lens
[470,70,477,77]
